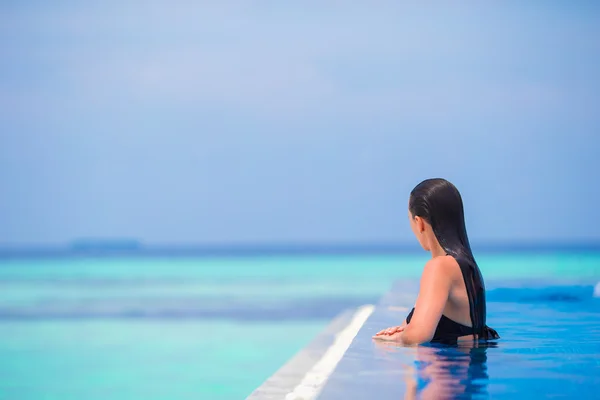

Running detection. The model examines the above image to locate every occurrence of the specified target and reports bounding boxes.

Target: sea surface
[0,251,599,399]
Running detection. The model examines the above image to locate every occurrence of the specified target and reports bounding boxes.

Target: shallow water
[0,319,324,400]
[0,252,599,399]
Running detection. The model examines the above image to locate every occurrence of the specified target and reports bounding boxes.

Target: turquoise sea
[0,251,599,399]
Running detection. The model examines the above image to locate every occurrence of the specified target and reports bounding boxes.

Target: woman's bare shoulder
[424,255,459,272]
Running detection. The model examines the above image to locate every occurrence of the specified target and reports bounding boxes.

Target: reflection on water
[375,341,496,400]
[410,342,496,400]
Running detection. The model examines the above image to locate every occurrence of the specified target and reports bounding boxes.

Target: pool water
[0,252,598,399]
[412,285,600,398]
[318,283,600,399]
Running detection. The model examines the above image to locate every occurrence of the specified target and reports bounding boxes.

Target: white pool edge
[284,304,375,400]
[246,305,374,400]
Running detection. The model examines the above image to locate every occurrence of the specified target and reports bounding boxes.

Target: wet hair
[409,178,492,337]
[408,178,474,261]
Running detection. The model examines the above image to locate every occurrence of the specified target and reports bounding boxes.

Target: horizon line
[1,240,600,258]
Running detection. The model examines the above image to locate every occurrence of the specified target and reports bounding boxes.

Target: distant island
[70,239,143,251]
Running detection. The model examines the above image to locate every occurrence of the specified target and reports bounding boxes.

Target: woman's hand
[372,325,405,340]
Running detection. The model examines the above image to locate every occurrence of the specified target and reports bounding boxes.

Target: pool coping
[246,280,419,400]
[246,306,364,400]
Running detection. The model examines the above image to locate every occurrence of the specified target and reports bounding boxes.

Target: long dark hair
[409,178,495,338]
[408,178,474,262]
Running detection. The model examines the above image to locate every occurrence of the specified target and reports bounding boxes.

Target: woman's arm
[397,257,453,345]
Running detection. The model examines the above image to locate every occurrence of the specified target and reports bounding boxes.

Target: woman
[373,178,499,345]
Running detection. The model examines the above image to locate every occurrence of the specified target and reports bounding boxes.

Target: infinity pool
[318,284,600,399]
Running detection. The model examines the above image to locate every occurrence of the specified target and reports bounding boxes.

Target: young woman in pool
[373,178,499,345]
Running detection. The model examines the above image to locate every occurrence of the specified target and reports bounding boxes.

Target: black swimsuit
[405,255,499,345]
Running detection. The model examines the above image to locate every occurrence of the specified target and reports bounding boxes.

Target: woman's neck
[429,240,447,258]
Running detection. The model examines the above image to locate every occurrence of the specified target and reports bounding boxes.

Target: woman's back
[443,256,473,328]
[404,255,492,344]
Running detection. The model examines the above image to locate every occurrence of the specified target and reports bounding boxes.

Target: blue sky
[1,2,599,247]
